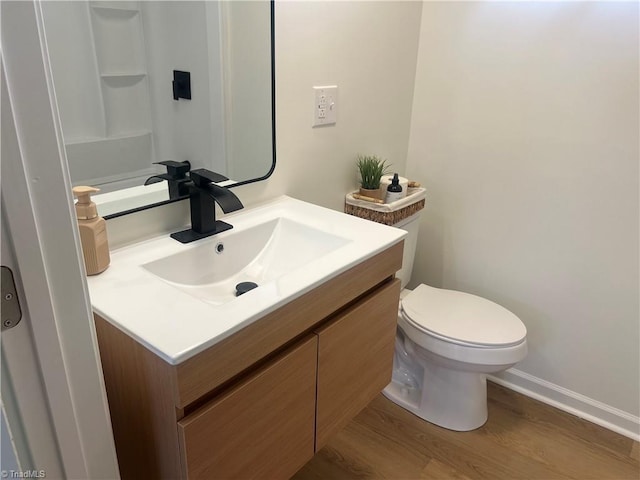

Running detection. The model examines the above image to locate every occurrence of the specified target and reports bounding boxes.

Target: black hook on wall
[172,70,191,101]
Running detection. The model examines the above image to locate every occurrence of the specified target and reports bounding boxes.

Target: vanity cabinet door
[177,336,317,480]
[315,278,400,451]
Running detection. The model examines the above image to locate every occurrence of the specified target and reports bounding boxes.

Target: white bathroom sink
[141,217,350,305]
[87,196,406,364]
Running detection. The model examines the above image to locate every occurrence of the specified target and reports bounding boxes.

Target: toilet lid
[401,284,527,347]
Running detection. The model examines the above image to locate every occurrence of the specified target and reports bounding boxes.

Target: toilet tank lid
[401,284,527,347]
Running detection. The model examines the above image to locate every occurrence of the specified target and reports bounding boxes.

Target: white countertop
[87,196,406,365]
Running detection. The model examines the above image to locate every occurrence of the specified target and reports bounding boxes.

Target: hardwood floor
[293,382,639,480]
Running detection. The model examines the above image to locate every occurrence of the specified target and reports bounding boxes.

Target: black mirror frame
[104,0,276,220]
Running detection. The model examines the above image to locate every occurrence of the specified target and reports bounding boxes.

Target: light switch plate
[312,85,337,127]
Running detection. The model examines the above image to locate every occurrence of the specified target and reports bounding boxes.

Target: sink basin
[142,217,350,305]
[87,196,406,364]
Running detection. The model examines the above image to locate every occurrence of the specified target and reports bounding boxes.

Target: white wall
[406,1,639,424]
[265,0,422,211]
[142,1,226,174]
[106,0,423,246]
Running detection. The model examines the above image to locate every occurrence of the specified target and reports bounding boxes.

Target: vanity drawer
[177,336,317,480]
[315,278,400,450]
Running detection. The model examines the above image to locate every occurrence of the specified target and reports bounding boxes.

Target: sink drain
[235,281,258,297]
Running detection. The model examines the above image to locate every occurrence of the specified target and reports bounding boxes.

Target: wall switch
[312,85,337,127]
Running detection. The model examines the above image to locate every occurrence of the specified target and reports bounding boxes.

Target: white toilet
[383,212,527,431]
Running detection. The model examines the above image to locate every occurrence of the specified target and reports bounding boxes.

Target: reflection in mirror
[41,0,275,217]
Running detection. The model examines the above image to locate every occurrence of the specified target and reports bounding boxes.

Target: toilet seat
[401,284,527,348]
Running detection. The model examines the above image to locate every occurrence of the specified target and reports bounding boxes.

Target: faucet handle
[154,160,191,178]
[144,174,172,186]
[190,169,229,187]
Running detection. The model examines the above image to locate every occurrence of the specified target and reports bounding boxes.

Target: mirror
[41,0,275,218]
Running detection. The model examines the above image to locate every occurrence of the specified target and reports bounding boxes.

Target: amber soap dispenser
[72,186,110,275]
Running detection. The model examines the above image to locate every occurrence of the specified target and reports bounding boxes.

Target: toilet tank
[393,211,422,289]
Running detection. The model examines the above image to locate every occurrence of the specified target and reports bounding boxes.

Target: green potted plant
[356,154,390,200]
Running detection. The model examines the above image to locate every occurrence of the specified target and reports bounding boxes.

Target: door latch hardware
[1,266,22,331]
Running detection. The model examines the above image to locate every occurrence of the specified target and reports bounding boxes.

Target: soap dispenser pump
[72,186,110,275]
[385,173,404,203]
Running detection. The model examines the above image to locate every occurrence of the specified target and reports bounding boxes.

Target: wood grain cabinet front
[315,278,400,450]
[178,336,317,480]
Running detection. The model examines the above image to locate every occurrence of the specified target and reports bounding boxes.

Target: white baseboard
[488,368,640,442]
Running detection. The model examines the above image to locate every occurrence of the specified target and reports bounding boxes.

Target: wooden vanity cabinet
[94,241,403,480]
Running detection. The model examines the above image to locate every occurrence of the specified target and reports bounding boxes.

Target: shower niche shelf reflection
[44,0,155,190]
[89,0,152,186]
[91,2,146,75]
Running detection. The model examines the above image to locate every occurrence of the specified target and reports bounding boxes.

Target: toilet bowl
[382,209,527,431]
[383,284,527,431]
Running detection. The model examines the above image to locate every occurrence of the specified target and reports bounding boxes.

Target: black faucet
[144,160,191,199]
[170,169,244,244]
